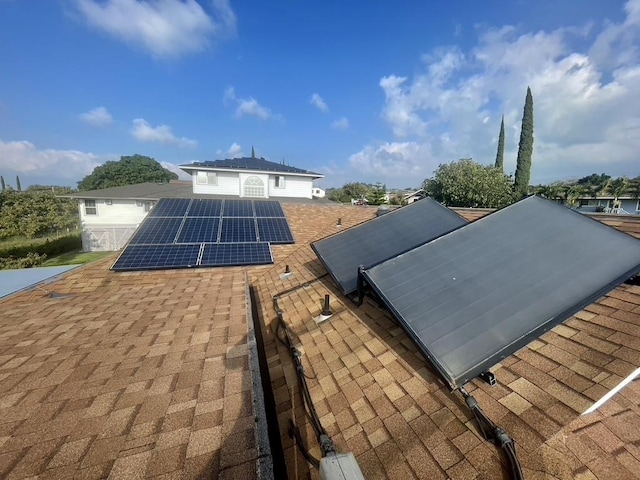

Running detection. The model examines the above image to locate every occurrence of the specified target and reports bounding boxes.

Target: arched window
[243,176,265,197]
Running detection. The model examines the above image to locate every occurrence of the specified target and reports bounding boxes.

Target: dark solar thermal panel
[312,198,468,294]
[361,196,640,390]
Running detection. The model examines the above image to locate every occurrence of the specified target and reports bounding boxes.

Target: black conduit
[460,387,524,480]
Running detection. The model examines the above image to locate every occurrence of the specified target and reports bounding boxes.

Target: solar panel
[254,200,286,218]
[112,244,201,271]
[111,197,290,271]
[148,198,192,217]
[223,199,254,217]
[128,217,183,245]
[200,242,273,267]
[187,199,222,217]
[361,196,640,390]
[220,217,258,243]
[176,218,220,243]
[312,198,468,294]
[257,218,294,244]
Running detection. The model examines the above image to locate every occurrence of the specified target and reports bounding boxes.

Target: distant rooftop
[180,157,323,177]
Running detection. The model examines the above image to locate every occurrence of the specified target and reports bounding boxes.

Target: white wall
[191,171,240,195]
[79,199,150,225]
[269,175,313,199]
[77,199,150,251]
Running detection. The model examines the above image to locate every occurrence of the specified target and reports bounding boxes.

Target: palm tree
[605,177,630,212]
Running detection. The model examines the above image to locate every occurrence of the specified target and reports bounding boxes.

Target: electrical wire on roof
[274,295,336,466]
[459,387,524,480]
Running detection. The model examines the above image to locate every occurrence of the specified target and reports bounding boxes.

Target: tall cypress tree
[251,146,256,158]
[16,175,22,192]
[0,176,5,192]
[514,87,534,197]
[494,115,505,171]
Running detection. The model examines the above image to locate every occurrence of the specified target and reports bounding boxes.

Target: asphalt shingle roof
[182,157,323,177]
[1,203,639,479]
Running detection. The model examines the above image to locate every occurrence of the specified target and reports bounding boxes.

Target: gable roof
[180,157,323,178]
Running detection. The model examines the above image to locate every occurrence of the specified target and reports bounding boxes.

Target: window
[244,176,265,197]
[84,199,97,215]
[275,175,285,189]
[197,171,218,186]
[104,199,112,205]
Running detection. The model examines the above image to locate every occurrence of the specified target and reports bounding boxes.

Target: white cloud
[331,117,349,130]
[310,93,329,113]
[372,0,640,185]
[223,86,282,121]
[0,140,103,185]
[160,161,190,180]
[130,118,197,148]
[74,0,236,58]
[216,142,243,157]
[79,106,113,127]
[349,142,432,178]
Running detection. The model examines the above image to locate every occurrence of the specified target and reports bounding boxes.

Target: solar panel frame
[147,198,192,217]
[312,198,468,295]
[256,217,295,244]
[128,217,184,245]
[111,244,201,271]
[219,217,258,243]
[200,242,273,267]
[176,217,221,243]
[253,200,286,218]
[361,196,640,390]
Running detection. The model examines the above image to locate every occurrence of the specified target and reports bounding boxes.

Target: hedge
[0,234,82,259]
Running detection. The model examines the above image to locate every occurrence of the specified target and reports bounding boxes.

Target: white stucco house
[64,156,325,252]
[179,157,323,199]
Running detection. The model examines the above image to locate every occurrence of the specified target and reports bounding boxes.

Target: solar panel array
[112,198,293,271]
[357,196,640,390]
[311,198,468,294]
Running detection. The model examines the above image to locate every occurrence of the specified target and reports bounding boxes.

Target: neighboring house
[403,188,425,204]
[576,195,639,214]
[63,182,195,252]
[179,156,324,199]
[311,187,325,198]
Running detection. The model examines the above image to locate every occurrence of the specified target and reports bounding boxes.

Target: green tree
[0,190,78,239]
[342,182,371,202]
[77,154,178,191]
[0,176,5,192]
[327,188,351,203]
[577,173,610,199]
[423,158,513,208]
[605,177,630,210]
[16,175,21,192]
[514,87,534,198]
[251,146,256,158]
[495,115,505,171]
[367,183,387,205]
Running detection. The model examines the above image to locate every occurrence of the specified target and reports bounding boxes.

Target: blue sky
[0,0,638,189]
